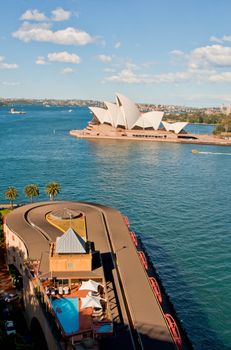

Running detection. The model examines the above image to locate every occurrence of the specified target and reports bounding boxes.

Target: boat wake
[192,150,231,156]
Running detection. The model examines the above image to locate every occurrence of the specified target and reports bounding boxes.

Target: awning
[80,296,102,309]
[79,279,102,292]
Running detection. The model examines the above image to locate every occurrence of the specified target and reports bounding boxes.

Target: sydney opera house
[70,93,199,142]
[89,93,188,134]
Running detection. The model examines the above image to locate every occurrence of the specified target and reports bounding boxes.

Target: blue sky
[0,0,231,106]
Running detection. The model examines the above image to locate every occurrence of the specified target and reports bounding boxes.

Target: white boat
[9,108,26,115]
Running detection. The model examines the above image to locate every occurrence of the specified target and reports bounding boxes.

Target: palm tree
[4,186,18,209]
[45,182,60,201]
[24,184,39,203]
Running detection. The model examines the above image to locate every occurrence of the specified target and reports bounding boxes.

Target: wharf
[5,201,191,349]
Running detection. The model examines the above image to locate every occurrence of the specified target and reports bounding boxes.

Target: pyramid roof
[56,227,86,254]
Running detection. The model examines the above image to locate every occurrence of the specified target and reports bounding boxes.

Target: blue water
[95,323,113,333]
[51,297,79,334]
[0,105,231,349]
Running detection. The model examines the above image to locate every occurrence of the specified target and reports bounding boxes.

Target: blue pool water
[51,297,79,334]
[0,105,230,349]
[95,323,113,333]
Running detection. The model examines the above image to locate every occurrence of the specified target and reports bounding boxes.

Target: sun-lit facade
[89,93,188,134]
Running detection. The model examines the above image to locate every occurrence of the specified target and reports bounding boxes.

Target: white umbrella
[80,296,102,309]
[79,279,102,292]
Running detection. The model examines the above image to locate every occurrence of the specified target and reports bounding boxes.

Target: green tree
[213,114,231,135]
[4,186,18,209]
[45,182,60,201]
[24,184,39,203]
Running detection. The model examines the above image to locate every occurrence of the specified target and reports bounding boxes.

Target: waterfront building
[89,93,188,134]
[3,201,190,350]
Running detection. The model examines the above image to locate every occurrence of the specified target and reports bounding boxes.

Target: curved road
[6,201,180,350]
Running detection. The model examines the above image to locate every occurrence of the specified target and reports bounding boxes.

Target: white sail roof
[89,107,111,125]
[56,227,86,254]
[133,115,153,129]
[104,101,123,128]
[163,121,188,134]
[88,93,166,131]
[162,121,171,131]
[133,111,164,130]
[116,93,141,129]
[172,122,188,134]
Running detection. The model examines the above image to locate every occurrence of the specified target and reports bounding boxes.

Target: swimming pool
[51,297,79,334]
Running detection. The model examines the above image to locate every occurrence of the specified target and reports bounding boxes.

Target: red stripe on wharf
[138,251,148,270]
[148,277,162,304]
[130,231,138,246]
[123,215,130,228]
[165,313,183,350]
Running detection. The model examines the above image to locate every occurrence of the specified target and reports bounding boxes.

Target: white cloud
[35,56,47,65]
[97,54,112,63]
[51,7,71,22]
[114,41,121,49]
[208,72,231,82]
[2,81,20,86]
[210,35,231,43]
[105,64,231,85]
[189,45,231,68]
[48,51,81,64]
[0,56,18,69]
[170,49,185,57]
[20,9,48,22]
[62,67,74,74]
[104,41,231,86]
[13,22,96,46]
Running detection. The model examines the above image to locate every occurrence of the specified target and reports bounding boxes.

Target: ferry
[191,149,199,154]
[9,108,26,115]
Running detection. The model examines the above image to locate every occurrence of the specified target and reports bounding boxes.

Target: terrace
[33,276,113,343]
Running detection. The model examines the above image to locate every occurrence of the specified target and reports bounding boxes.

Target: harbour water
[0,105,230,349]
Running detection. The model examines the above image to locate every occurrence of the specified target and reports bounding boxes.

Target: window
[67,262,74,270]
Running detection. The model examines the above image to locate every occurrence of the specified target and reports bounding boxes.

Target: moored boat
[9,108,26,115]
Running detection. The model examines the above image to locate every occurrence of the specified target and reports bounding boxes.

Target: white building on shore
[89,93,188,134]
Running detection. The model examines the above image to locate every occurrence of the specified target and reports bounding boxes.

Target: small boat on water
[192,149,199,154]
[9,108,26,115]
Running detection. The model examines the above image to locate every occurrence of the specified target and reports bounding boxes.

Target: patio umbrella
[79,279,102,292]
[80,296,102,309]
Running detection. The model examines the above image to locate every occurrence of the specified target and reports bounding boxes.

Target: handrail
[130,231,138,247]
[137,251,148,270]
[165,313,182,350]
[148,277,162,304]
